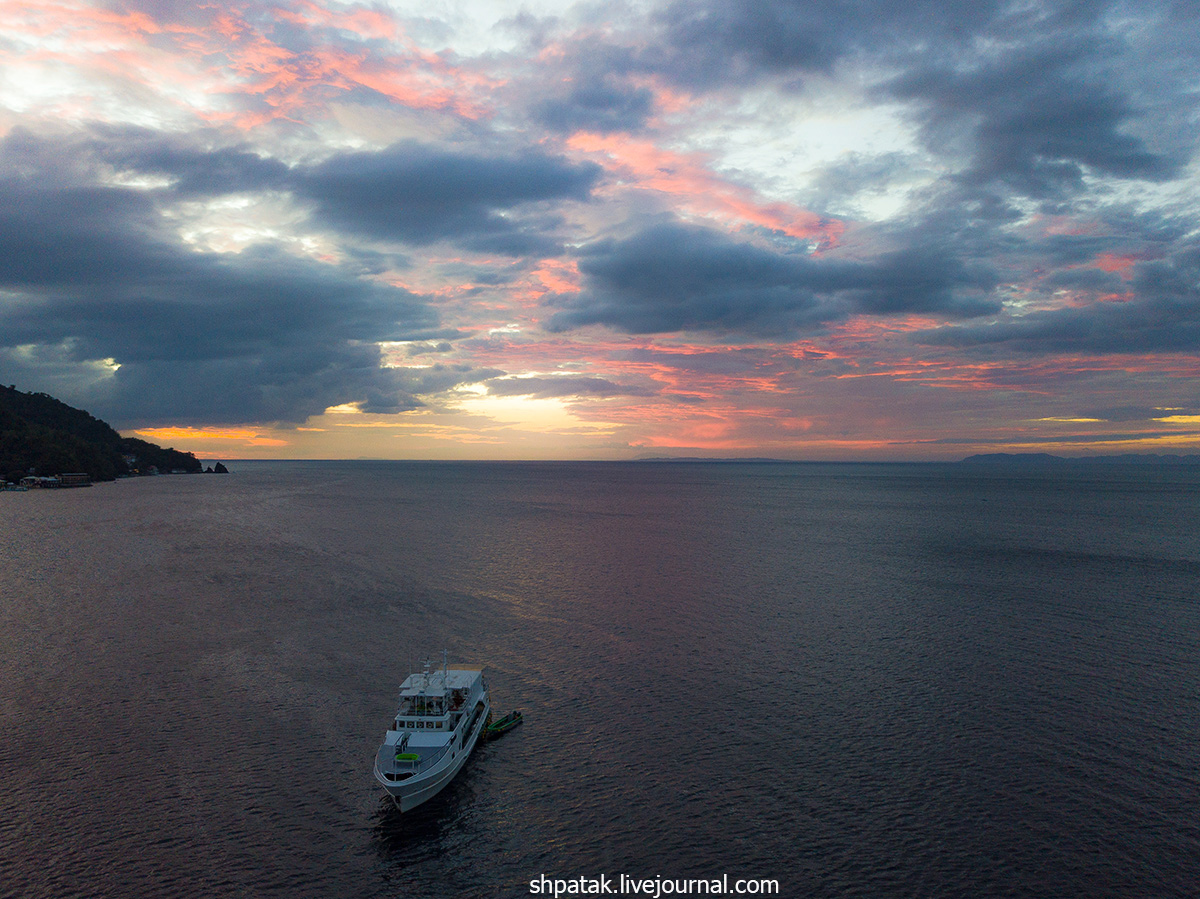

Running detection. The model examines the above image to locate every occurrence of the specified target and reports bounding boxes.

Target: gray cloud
[0,127,616,425]
[638,1,1192,204]
[6,0,1200,450]
[915,245,1200,354]
[298,141,602,254]
[886,37,1179,199]
[18,127,604,256]
[483,376,655,398]
[0,135,474,427]
[925,430,1200,445]
[652,0,1008,88]
[1082,406,1199,423]
[534,78,656,135]
[95,129,291,196]
[804,152,923,213]
[547,221,999,336]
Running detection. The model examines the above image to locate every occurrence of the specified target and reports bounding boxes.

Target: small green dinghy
[485,710,523,739]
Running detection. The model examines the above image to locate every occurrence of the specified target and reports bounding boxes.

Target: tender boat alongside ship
[373,656,490,812]
[485,709,523,739]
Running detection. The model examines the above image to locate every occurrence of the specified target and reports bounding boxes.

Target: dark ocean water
[1,461,1198,899]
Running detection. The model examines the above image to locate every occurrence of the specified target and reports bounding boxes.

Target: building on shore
[20,476,60,488]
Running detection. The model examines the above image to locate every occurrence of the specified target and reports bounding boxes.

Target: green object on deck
[395,752,420,761]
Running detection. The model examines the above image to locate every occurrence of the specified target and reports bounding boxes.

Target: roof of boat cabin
[383,729,451,748]
[399,667,482,696]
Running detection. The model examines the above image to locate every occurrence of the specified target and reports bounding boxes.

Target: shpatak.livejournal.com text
[529,874,780,898]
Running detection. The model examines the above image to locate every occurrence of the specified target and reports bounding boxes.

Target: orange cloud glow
[134,426,288,447]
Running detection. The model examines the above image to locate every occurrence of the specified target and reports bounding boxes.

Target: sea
[1,460,1198,899]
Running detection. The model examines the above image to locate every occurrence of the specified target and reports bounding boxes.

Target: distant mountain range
[1,385,202,482]
[637,452,1200,465]
[961,452,1200,466]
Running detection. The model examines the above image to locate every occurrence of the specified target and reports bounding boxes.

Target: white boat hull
[374,696,490,812]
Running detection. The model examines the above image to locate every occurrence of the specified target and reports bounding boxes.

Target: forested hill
[0,385,202,482]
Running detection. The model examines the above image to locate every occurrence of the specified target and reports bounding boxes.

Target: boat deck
[375,741,451,781]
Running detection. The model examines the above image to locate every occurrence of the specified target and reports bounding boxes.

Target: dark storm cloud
[297,141,602,254]
[0,183,165,288]
[547,221,999,336]
[483,376,655,398]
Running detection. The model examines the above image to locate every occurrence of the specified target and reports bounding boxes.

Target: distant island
[1,385,220,483]
[961,452,1200,466]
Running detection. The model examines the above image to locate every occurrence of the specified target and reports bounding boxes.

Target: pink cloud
[2,0,496,127]
[268,0,400,42]
[566,132,843,247]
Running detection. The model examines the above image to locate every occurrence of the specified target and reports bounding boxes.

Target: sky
[1,0,1198,460]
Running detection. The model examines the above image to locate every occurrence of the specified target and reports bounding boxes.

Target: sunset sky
[2,0,1198,459]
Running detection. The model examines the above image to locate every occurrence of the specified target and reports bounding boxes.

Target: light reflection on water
[1,461,1199,898]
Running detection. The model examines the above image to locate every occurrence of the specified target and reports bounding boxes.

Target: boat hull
[374,696,490,812]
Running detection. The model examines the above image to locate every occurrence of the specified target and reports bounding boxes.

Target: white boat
[373,655,490,811]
